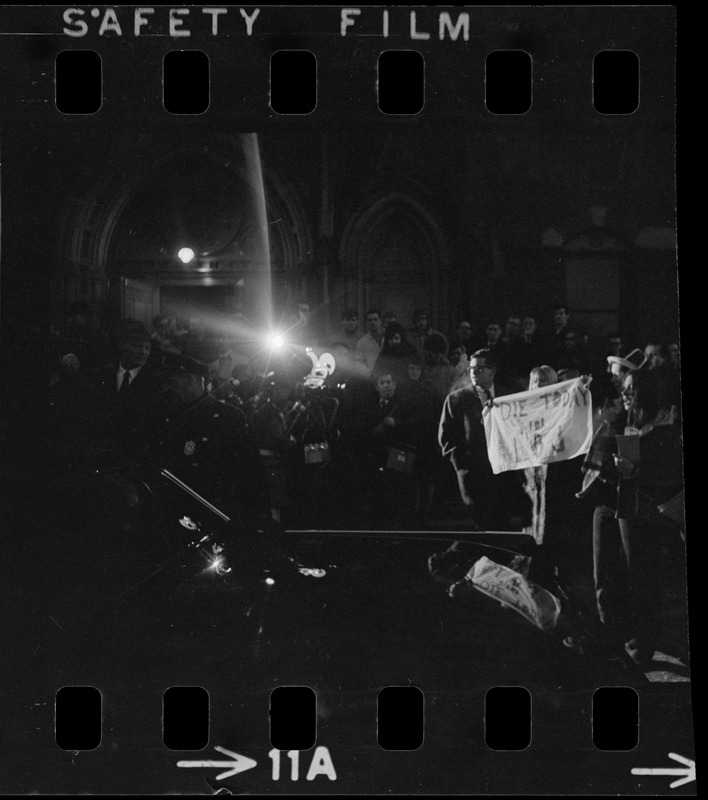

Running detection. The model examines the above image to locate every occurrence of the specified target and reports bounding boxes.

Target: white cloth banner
[482,377,593,474]
[466,556,562,633]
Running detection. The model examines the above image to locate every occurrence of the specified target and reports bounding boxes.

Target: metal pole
[160,469,231,522]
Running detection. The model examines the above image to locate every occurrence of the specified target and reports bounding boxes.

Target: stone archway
[57,133,312,327]
[339,191,450,332]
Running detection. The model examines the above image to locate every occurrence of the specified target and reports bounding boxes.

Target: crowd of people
[3,297,684,666]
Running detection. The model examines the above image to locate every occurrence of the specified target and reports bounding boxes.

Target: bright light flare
[267,333,285,350]
[207,556,231,575]
[178,247,195,264]
[264,577,276,586]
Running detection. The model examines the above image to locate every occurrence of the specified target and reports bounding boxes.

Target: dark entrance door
[160,284,236,324]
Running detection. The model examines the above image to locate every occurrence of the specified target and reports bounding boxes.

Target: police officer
[153,361,270,534]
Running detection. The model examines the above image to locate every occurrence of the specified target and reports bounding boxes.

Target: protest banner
[483,377,593,474]
[466,556,562,633]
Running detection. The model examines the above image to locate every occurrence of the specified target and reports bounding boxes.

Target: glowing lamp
[178,247,195,264]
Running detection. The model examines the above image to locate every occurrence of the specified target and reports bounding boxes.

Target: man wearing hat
[114,319,154,385]
[93,319,162,461]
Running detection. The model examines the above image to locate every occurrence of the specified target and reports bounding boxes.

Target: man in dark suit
[515,315,548,385]
[549,303,577,369]
[438,348,525,530]
[360,372,414,458]
[482,320,514,387]
[93,319,162,461]
[351,370,415,524]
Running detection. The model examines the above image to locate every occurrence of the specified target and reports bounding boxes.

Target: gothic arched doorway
[57,133,312,330]
[339,192,450,332]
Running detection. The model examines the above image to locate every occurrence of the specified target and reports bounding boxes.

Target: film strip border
[54,48,640,116]
[56,684,639,752]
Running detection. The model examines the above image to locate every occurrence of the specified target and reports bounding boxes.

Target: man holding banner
[439,347,594,529]
[481,369,594,591]
[481,374,594,476]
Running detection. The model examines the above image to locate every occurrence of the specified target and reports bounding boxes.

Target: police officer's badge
[183,440,196,456]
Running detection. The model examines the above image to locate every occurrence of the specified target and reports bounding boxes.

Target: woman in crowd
[528,364,557,391]
[592,369,683,665]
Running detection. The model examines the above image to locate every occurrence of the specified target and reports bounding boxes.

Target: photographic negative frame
[0,5,691,796]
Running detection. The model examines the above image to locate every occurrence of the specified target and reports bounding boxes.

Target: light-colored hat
[607,348,647,371]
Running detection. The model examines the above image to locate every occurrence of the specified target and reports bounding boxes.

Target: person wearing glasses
[438,348,523,530]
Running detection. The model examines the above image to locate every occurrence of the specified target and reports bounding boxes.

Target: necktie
[119,371,132,394]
